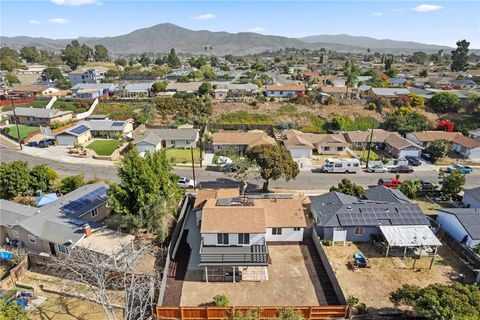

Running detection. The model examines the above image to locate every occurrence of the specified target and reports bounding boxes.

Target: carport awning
[379,225,442,247]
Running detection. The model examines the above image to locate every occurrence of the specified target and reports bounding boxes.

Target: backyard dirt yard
[180,244,326,306]
[20,270,124,320]
[324,243,475,310]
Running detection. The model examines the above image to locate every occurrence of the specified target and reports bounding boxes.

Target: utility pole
[365,126,374,168]
[11,98,23,150]
[191,146,196,190]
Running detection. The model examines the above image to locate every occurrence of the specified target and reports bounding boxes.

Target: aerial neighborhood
[0,3,480,319]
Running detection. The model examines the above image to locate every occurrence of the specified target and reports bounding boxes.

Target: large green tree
[330,178,365,198]
[20,46,39,63]
[399,180,421,199]
[61,40,86,70]
[451,39,470,72]
[246,144,299,192]
[440,169,466,200]
[390,283,480,319]
[429,92,461,113]
[41,67,63,82]
[384,107,430,134]
[0,161,31,199]
[60,175,85,194]
[30,164,59,193]
[167,48,181,68]
[198,82,213,96]
[108,147,182,241]
[424,139,449,163]
[93,44,109,61]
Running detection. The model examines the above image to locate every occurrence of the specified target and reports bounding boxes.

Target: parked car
[178,177,197,188]
[378,178,402,188]
[28,138,55,148]
[405,156,422,166]
[367,165,386,173]
[446,164,473,174]
[420,180,437,191]
[421,152,432,162]
[389,165,414,173]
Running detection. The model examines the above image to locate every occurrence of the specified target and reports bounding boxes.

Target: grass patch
[358,149,379,161]
[52,100,89,113]
[94,102,145,118]
[86,139,121,156]
[83,61,116,69]
[5,125,39,139]
[277,104,297,114]
[298,112,326,133]
[217,111,272,124]
[165,148,201,164]
[1,100,47,111]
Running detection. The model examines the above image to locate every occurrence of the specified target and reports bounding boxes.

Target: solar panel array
[112,122,124,127]
[337,205,427,226]
[61,186,108,216]
[70,124,90,135]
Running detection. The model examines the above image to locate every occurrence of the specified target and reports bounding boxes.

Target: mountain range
[0,23,455,55]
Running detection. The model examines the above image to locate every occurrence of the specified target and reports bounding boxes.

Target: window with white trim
[272,228,282,235]
[238,233,250,245]
[91,208,98,217]
[12,230,19,238]
[28,234,36,244]
[58,244,70,254]
[293,227,301,231]
[354,227,365,235]
[217,233,229,245]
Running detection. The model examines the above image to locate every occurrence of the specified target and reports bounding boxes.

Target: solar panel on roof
[70,125,90,135]
[112,122,124,127]
[61,186,108,215]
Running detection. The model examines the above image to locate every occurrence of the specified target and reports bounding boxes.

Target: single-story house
[450,135,480,160]
[211,130,276,153]
[282,129,348,156]
[214,88,228,100]
[71,83,116,99]
[388,78,407,87]
[56,123,92,146]
[368,87,410,100]
[384,133,423,158]
[119,82,155,98]
[405,131,462,148]
[165,82,202,95]
[265,85,305,98]
[343,129,390,149]
[282,130,315,158]
[7,107,74,126]
[437,208,480,248]
[9,85,58,96]
[133,127,200,154]
[0,182,118,258]
[468,128,480,142]
[463,187,480,208]
[211,83,259,99]
[317,86,357,100]
[86,120,133,139]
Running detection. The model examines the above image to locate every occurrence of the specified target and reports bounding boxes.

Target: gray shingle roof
[133,132,163,146]
[134,128,199,146]
[7,107,72,118]
[86,120,129,131]
[438,208,480,239]
[0,200,38,227]
[365,186,411,204]
[464,187,480,202]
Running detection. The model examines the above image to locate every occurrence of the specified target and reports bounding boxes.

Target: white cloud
[411,4,443,12]
[371,12,383,16]
[195,13,216,20]
[249,26,266,33]
[29,20,41,25]
[50,0,98,5]
[48,18,69,24]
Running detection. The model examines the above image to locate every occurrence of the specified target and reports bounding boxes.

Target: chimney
[83,225,92,237]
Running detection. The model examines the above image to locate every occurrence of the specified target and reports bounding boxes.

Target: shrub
[367,102,376,110]
[213,294,230,307]
[347,295,359,307]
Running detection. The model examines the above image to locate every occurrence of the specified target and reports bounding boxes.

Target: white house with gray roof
[7,107,74,126]
[133,127,199,154]
[463,187,480,208]
[437,208,480,248]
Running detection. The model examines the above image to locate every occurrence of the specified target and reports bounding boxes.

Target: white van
[322,158,361,173]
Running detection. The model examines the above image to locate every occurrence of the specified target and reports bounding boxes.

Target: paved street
[2,146,480,191]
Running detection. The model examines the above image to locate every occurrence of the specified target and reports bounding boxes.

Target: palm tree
[344,60,359,99]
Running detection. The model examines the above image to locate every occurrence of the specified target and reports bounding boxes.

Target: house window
[58,244,70,254]
[354,227,365,235]
[238,233,250,245]
[337,147,343,151]
[279,91,283,95]
[12,230,19,238]
[294,227,301,231]
[272,228,282,235]
[324,147,330,151]
[28,234,36,244]
[217,233,229,245]
[91,208,98,217]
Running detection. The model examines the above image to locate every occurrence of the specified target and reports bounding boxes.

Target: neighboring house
[133,127,200,154]
[405,131,462,147]
[384,133,423,158]
[282,130,315,158]
[56,123,92,146]
[450,79,478,90]
[7,107,73,126]
[265,85,305,98]
[165,82,202,95]
[301,70,322,81]
[71,83,117,99]
[468,128,480,141]
[0,183,122,258]
[193,189,307,282]
[368,88,410,100]
[309,188,437,246]
[9,85,58,96]
[211,130,276,153]
[463,187,480,208]
[86,120,133,139]
[211,83,258,99]
[282,129,348,156]
[121,82,155,98]
[437,208,480,248]
[388,78,407,87]
[317,86,357,100]
[214,88,228,100]
[343,129,390,149]
[68,68,107,84]
[450,135,480,160]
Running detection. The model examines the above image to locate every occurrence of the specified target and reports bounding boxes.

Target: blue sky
[1,0,479,48]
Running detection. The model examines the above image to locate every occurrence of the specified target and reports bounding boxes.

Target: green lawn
[358,149,379,161]
[86,139,121,156]
[1,100,47,111]
[165,148,201,164]
[52,100,89,113]
[6,125,39,139]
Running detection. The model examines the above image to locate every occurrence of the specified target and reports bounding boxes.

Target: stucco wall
[265,227,304,242]
[202,233,265,246]
[437,212,479,248]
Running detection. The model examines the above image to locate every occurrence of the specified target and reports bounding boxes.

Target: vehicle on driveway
[420,180,437,191]
[178,177,197,188]
[378,177,402,188]
[421,152,432,162]
[28,138,55,148]
[405,156,422,166]
[389,165,414,173]
[446,164,473,174]
[367,165,387,173]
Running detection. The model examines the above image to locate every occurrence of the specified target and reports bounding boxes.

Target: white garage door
[135,143,155,154]
[399,148,421,158]
[56,135,76,146]
[289,148,312,158]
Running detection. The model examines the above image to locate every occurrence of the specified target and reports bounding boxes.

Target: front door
[49,242,57,256]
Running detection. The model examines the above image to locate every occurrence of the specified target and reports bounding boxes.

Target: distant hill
[0,23,458,55]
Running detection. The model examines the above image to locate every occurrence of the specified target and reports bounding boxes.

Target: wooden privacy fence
[157,306,350,319]
[0,255,29,289]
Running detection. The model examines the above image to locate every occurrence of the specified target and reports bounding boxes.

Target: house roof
[7,107,72,119]
[133,132,163,146]
[464,187,480,202]
[385,133,422,150]
[265,85,305,92]
[344,129,390,143]
[56,123,91,137]
[72,83,116,91]
[318,86,351,94]
[371,88,410,97]
[438,208,480,240]
[0,200,38,227]
[124,82,155,92]
[86,120,130,131]
[380,225,442,247]
[452,135,480,149]
[148,128,199,140]
[468,128,480,136]
[310,191,429,228]
[211,131,276,147]
[365,186,411,204]
[283,130,315,149]
[9,85,49,93]
[193,188,240,211]
[166,82,202,92]
[408,131,462,143]
[258,198,307,228]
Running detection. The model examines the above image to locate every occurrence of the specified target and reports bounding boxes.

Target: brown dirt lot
[324,243,475,310]
[179,244,326,306]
